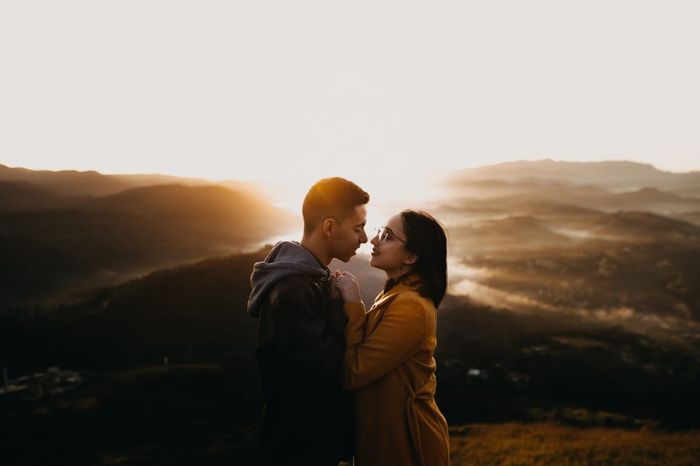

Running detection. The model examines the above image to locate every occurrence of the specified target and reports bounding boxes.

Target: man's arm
[264,277,346,384]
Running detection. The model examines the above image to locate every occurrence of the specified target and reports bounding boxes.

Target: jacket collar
[371,273,423,310]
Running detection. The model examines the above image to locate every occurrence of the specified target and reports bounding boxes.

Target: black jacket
[247,241,354,465]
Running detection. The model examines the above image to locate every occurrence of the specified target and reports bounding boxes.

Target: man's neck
[300,234,332,267]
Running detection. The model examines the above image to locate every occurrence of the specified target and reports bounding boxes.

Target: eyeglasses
[376,226,407,244]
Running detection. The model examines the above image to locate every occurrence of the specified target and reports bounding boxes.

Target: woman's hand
[334,271,363,304]
[329,271,341,299]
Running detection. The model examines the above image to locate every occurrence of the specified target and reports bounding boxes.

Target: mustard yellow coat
[342,279,450,466]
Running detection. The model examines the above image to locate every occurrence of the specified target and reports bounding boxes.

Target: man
[246,177,369,466]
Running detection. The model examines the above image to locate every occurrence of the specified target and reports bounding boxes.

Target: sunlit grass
[450,423,700,466]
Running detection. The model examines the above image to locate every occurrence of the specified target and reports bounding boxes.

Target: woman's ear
[404,252,418,266]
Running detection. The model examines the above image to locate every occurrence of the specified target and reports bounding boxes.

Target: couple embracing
[246,177,450,466]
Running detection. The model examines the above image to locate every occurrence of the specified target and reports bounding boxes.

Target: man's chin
[338,251,357,262]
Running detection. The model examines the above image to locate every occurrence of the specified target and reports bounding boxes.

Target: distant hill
[578,211,700,239]
[442,177,604,201]
[0,184,297,310]
[613,187,690,204]
[450,215,572,250]
[436,197,602,219]
[76,184,290,236]
[443,179,700,215]
[0,249,267,373]
[438,187,700,322]
[448,159,700,194]
[0,180,69,211]
[0,163,136,196]
[675,211,700,226]
[451,236,700,322]
[0,162,262,198]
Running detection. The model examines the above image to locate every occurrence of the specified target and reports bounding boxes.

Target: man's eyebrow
[356,221,366,227]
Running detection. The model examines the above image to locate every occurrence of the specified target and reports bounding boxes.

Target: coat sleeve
[342,295,426,390]
[263,280,345,384]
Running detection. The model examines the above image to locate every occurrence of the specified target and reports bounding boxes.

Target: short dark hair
[302,177,370,235]
[401,210,448,308]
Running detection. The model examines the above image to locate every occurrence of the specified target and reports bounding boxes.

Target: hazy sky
[2,1,698,201]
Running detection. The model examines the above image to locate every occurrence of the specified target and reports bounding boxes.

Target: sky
[1,1,699,205]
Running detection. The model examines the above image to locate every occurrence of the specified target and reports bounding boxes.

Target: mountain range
[0,164,296,311]
[448,159,700,195]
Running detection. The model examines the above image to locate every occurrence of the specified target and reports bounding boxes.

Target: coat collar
[370,273,423,311]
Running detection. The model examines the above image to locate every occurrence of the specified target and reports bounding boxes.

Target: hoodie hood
[246,241,329,317]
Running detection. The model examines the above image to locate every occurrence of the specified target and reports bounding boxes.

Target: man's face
[331,204,368,262]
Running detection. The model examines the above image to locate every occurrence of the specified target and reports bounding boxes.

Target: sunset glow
[1,1,699,190]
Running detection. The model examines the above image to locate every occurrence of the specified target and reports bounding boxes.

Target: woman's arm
[342,295,426,390]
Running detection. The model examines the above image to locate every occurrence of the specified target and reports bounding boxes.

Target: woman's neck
[386,264,412,280]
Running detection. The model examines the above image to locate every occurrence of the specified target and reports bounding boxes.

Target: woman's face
[369,213,416,278]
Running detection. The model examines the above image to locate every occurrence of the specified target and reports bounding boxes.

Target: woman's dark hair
[401,210,447,308]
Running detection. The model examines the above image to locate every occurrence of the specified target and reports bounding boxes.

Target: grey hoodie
[246,240,354,462]
[246,241,329,318]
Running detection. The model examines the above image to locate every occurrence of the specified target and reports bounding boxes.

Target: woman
[333,210,450,466]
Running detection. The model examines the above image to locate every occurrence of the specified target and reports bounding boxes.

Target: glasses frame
[376,226,407,244]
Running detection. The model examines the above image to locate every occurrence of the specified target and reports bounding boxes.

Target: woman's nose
[370,235,379,246]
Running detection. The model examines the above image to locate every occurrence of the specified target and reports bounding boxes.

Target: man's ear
[321,218,335,238]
